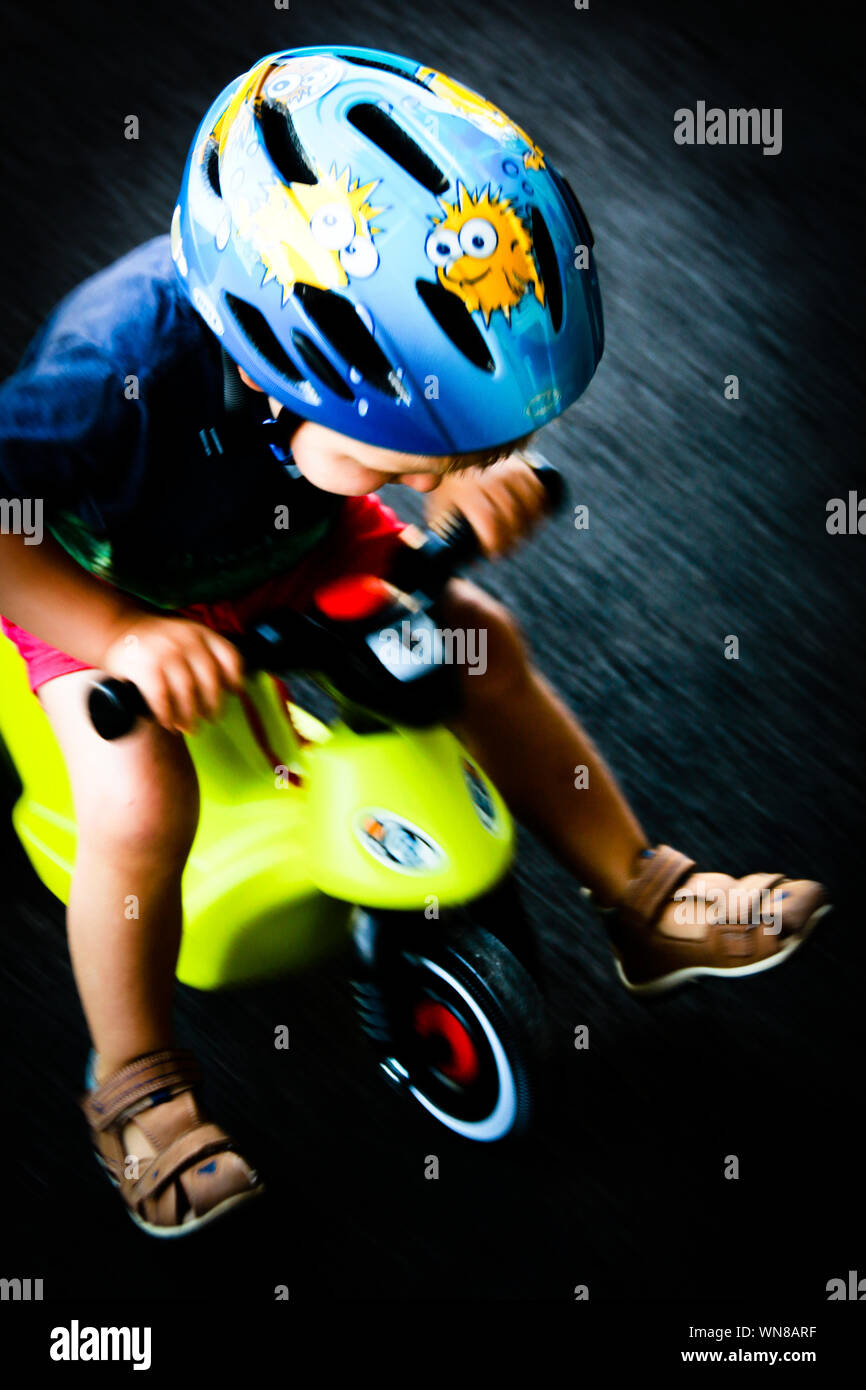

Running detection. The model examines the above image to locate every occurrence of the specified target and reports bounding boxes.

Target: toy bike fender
[299,720,514,910]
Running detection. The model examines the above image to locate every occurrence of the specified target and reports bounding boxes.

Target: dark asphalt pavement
[0,0,863,1307]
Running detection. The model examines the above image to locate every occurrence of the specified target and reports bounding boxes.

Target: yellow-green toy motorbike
[0,481,560,1141]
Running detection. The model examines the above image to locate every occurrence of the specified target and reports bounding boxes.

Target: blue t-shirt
[0,236,344,608]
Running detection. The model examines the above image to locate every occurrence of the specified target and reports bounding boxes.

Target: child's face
[238,366,450,496]
[289,419,450,496]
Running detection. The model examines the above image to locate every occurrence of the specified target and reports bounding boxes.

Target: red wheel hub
[412,999,480,1084]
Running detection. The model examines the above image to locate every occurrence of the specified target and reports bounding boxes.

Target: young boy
[0,47,828,1236]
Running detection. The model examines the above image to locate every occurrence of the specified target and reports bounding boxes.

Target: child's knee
[76,728,200,865]
[443,580,529,695]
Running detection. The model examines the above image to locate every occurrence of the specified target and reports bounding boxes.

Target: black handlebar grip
[429,507,479,563]
[530,459,565,512]
[88,678,151,741]
[87,627,293,741]
[430,459,565,560]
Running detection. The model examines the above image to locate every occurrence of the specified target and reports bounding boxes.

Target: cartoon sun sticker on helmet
[235,163,385,303]
[416,67,546,172]
[424,182,544,325]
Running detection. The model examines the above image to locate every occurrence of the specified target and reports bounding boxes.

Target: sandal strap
[82,1049,202,1133]
[618,845,698,931]
[127,1123,235,1209]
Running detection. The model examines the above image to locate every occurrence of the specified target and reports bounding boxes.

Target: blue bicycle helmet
[172,45,603,455]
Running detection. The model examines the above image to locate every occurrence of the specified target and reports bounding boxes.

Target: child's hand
[424,456,548,558]
[100,615,245,735]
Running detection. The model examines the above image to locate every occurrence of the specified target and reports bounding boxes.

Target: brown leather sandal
[81,1049,263,1237]
[587,845,831,996]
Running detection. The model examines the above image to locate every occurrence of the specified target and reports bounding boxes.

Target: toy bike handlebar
[426,460,564,566]
[88,461,563,741]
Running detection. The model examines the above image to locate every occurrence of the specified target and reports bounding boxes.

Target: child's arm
[0,530,244,733]
[1,528,147,662]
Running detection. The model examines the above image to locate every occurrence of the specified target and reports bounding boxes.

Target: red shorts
[1,493,407,694]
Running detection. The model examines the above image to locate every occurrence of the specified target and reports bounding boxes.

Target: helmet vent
[293,282,402,399]
[549,164,594,248]
[258,101,317,186]
[347,103,449,195]
[223,293,307,386]
[529,206,563,333]
[415,278,495,373]
[290,330,355,401]
[336,52,431,90]
[203,138,222,199]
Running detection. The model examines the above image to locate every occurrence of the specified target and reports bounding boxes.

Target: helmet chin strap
[218,345,278,452]
[218,345,306,469]
[221,346,291,432]
[221,346,255,418]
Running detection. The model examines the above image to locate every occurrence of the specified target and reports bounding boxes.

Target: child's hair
[443,429,538,474]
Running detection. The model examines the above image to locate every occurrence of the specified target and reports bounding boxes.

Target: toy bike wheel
[351,915,552,1143]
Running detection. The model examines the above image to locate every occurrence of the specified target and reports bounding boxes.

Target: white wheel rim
[403,954,519,1142]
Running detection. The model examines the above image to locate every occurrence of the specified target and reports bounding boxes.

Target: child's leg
[36,668,261,1230]
[38,669,199,1082]
[440,579,827,990]
[441,579,649,907]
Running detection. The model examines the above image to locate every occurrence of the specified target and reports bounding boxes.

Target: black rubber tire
[351,910,552,1143]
